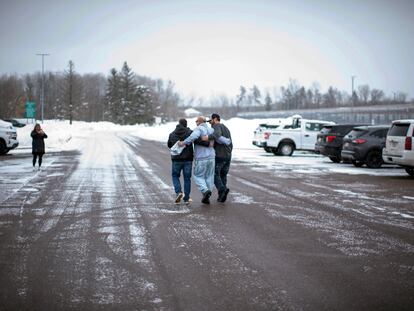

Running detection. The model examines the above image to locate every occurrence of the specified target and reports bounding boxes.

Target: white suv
[0,119,19,155]
[382,119,414,176]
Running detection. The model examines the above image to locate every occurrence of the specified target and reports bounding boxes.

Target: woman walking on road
[31,124,48,171]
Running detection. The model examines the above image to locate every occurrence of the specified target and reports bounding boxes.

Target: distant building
[238,103,414,124]
[184,108,201,118]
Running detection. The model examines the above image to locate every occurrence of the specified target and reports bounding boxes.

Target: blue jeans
[193,158,215,194]
[214,158,231,193]
[171,161,192,201]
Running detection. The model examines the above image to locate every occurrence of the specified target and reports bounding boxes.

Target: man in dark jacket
[207,113,233,202]
[167,119,194,204]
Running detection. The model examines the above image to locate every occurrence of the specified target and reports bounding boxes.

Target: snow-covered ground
[11,118,406,177]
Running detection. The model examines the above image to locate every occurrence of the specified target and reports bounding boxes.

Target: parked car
[0,119,19,155]
[266,115,334,156]
[382,119,414,176]
[315,124,367,163]
[252,123,281,153]
[3,118,26,128]
[341,125,390,168]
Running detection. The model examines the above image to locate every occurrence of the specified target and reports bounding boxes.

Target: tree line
[0,61,181,124]
[0,65,411,123]
[183,79,411,118]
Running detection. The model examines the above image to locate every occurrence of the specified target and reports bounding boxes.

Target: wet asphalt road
[0,132,413,311]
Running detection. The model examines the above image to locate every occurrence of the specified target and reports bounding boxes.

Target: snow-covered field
[11,118,406,177]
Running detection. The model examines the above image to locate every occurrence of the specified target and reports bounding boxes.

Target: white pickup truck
[266,116,334,156]
[0,119,19,155]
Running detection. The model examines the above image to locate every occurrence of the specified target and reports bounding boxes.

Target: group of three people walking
[167,113,233,205]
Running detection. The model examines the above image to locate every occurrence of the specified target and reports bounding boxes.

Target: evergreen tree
[106,68,121,123]
[120,62,136,124]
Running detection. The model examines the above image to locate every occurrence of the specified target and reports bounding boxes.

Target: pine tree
[128,85,154,125]
[120,62,136,124]
[106,68,121,123]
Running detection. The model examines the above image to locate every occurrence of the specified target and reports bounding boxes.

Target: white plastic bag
[170,141,185,156]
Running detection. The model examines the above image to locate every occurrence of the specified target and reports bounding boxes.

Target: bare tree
[358,84,370,104]
[370,89,384,104]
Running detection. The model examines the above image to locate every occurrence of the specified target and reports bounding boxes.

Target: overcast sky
[1,0,413,99]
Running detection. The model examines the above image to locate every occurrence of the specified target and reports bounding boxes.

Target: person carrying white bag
[167,118,210,205]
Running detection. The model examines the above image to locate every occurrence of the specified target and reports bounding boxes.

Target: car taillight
[405,137,412,150]
[264,132,270,140]
[326,135,336,143]
[352,138,367,144]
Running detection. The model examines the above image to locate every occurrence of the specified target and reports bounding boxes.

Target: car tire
[329,156,341,163]
[352,160,364,167]
[278,143,294,156]
[0,140,8,155]
[365,150,383,168]
[405,167,414,177]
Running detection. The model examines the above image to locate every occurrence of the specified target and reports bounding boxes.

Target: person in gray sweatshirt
[179,116,230,204]
[206,113,233,202]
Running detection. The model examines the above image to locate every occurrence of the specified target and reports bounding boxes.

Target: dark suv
[3,119,26,128]
[315,124,366,162]
[341,125,390,168]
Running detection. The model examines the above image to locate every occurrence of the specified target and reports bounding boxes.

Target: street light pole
[351,75,356,96]
[36,53,50,123]
[351,75,356,107]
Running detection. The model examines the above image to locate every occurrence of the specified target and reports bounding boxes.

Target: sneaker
[38,167,42,171]
[219,188,230,203]
[201,190,212,204]
[175,192,184,204]
[184,198,193,205]
[33,167,36,172]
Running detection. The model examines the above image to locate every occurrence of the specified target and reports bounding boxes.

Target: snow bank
[13,118,405,177]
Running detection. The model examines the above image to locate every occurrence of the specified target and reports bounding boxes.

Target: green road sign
[25,101,36,118]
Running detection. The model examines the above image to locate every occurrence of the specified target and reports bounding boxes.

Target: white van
[0,119,19,155]
[382,119,414,176]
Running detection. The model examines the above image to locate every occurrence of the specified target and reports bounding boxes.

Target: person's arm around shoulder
[181,127,201,145]
[209,124,231,145]
[216,136,231,145]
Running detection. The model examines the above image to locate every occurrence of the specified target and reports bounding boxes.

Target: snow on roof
[184,108,201,117]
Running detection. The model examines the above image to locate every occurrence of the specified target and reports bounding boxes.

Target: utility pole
[351,75,356,96]
[36,53,50,123]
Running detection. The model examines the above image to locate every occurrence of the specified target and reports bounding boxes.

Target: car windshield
[388,124,409,136]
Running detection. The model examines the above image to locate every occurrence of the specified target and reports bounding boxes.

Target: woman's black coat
[31,131,48,154]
